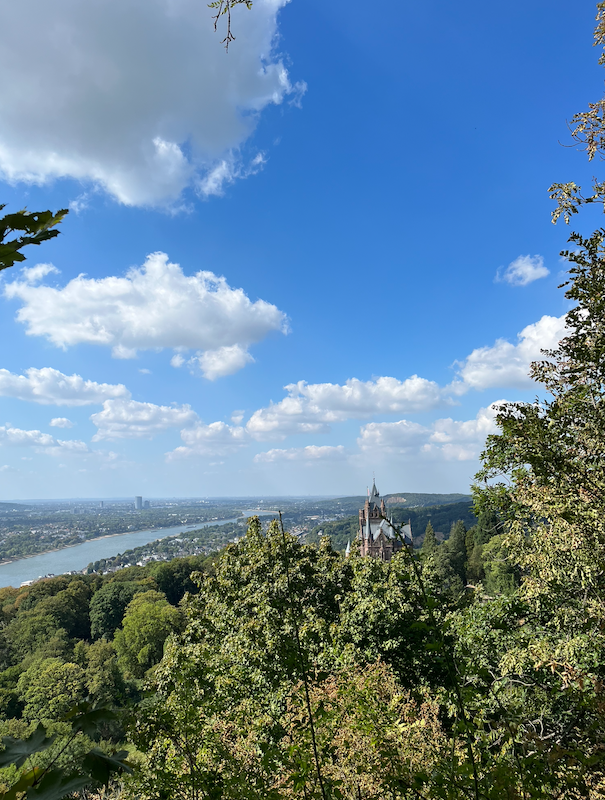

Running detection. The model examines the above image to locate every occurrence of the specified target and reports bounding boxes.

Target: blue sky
[0,0,599,498]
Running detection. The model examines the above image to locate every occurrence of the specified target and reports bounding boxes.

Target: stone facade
[355,481,412,561]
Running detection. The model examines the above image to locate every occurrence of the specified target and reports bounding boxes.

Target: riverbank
[0,514,243,566]
[0,511,282,588]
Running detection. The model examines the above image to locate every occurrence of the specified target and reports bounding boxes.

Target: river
[0,511,275,589]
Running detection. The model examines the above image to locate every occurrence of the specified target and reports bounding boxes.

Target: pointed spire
[345,540,351,557]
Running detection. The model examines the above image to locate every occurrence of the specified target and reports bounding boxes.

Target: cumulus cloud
[20,263,59,284]
[358,404,501,462]
[254,445,346,463]
[168,421,247,459]
[0,367,129,406]
[91,399,199,441]
[192,344,254,380]
[6,253,287,375]
[50,418,74,428]
[0,0,299,207]
[496,255,549,286]
[425,404,501,460]
[0,425,88,455]
[357,419,429,453]
[454,315,567,391]
[247,375,446,440]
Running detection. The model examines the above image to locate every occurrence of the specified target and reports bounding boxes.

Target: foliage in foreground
[0,207,67,272]
[122,504,605,799]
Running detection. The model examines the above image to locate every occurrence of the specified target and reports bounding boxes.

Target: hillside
[313,492,471,517]
[306,499,475,551]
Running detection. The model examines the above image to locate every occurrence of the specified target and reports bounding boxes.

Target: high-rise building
[143,500,150,509]
[135,496,143,510]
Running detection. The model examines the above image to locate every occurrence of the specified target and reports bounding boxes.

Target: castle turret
[358,480,412,561]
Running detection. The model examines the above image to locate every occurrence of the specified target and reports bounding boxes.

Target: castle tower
[357,480,412,560]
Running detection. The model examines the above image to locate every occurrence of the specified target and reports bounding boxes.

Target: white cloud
[358,404,501,462]
[192,344,254,380]
[50,417,74,428]
[19,263,59,284]
[6,253,287,375]
[0,367,129,406]
[196,152,267,197]
[0,0,298,207]
[254,445,346,463]
[168,421,248,459]
[454,314,567,391]
[357,419,430,453]
[246,375,446,440]
[425,404,500,460]
[0,425,88,455]
[91,398,199,441]
[69,193,91,215]
[171,354,185,368]
[496,255,549,286]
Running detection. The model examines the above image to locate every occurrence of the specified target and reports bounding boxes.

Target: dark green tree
[89,581,141,641]
[421,521,437,555]
[149,556,212,606]
[445,520,467,585]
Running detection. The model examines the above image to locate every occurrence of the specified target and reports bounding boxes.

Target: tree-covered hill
[312,492,470,517]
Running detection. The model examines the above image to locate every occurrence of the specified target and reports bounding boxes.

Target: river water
[0,512,274,588]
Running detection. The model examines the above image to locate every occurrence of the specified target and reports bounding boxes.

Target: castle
[347,480,412,561]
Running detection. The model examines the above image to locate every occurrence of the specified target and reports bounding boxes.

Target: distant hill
[314,492,471,517]
[390,501,476,543]
[0,502,29,511]
[384,492,471,508]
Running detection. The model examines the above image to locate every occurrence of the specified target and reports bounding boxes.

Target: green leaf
[1,767,44,800]
[27,770,88,800]
[0,725,55,769]
[0,207,68,271]
[82,748,132,784]
[68,706,117,738]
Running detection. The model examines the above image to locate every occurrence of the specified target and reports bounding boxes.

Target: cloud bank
[247,376,447,439]
[0,0,298,206]
[358,404,501,462]
[254,445,347,463]
[6,253,288,377]
[91,399,199,441]
[0,367,128,406]
[454,315,567,391]
[168,421,248,459]
[0,425,89,455]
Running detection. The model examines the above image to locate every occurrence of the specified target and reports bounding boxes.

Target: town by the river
[0,517,247,588]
